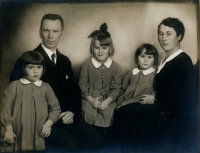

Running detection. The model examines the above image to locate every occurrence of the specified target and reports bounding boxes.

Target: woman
[154,17,198,151]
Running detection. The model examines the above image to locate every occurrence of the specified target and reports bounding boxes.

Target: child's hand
[91,97,101,109]
[3,126,16,146]
[99,101,109,110]
[40,124,51,138]
[139,95,155,104]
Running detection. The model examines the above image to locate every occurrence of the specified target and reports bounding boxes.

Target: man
[10,14,103,152]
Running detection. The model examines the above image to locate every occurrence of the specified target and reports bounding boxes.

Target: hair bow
[88,23,111,38]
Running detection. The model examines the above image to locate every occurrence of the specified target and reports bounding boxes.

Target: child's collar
[91,57,112,68]
[20,78,43,87]
[132,67,155,76]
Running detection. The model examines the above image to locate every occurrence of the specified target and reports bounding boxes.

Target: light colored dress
[117,67,156,108]
[79,57,121,127]
[0,79,61,152]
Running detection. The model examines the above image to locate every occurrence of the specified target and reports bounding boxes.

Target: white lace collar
[132,67,155,76]
[91,57,112,68]
[20,78,43,87]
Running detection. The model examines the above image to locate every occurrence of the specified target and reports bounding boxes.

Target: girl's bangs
[144,49,155,55]
[99,39,110,46]
[25,57,44,65]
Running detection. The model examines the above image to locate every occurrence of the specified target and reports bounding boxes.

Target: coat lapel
[56,50,66,85]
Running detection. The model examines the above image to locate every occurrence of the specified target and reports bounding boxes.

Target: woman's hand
[3,125,16,146]
[139,95,155,104]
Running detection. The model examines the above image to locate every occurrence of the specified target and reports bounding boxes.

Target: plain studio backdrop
[0,2,198,99]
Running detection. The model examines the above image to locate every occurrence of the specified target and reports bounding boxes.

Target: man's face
[40,19,64,52]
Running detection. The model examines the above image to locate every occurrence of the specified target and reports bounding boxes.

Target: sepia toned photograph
[0,0,199,152]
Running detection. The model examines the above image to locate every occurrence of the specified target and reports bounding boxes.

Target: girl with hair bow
[79,23,122,136]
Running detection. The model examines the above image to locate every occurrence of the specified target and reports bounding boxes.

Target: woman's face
[93,40,110,63]
[158,24,181,54]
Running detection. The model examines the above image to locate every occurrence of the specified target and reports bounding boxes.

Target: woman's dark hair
[158,17,185,42]
[135,43,158,66]
[19,51,45,76]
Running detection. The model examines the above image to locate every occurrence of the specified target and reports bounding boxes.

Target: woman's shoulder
[172,52,193,68]
[178,52,192,61]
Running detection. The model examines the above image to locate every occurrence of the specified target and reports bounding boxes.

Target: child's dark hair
[135,43,158,66]
[158,17,185,42]
[19,51,45,76]
[88,23,115,56]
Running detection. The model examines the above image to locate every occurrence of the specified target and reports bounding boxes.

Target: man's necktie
[51,53,55,64]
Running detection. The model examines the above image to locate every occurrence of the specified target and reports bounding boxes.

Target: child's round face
[25,64,43,82]
[93,40,110,63]
[138,49,154,70]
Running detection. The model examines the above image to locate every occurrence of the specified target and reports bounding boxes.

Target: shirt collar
[41,43,57,58]
[91,57,112,68]
[157,49,183,73]
[132,67,155,76]
[20,78,43,87]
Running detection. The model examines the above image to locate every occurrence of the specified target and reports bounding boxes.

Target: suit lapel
[34,44,66,86]
[34,44,53,65]
[56,50,65,85]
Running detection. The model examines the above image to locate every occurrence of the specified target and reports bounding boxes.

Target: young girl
[113,43,159,141]
[0,51,61,152]
[79,23,121,134]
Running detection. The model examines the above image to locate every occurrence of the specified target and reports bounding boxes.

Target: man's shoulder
[57,50,71,62]
[33,44,43,52]
[34,44,71,62]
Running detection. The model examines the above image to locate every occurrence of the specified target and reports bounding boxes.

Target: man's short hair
[40,13,64,30]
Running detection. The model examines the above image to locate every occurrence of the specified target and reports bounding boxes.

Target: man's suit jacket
[10,44,82,117]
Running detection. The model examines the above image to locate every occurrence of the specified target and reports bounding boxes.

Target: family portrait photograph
[0,0,199,152]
